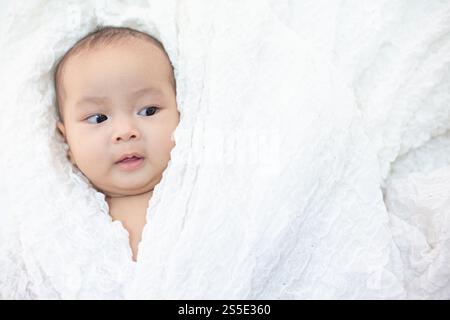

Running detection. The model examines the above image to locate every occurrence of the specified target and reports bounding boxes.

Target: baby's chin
[96,182,154,198]
[86,162,161,196]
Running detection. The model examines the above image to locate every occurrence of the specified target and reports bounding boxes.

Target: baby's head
[54,26,179,198]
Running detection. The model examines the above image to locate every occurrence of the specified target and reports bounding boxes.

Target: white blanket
[0,0,449,299]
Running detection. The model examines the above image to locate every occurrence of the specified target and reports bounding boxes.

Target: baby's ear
[56,121,75,166]
[56,121,66,140]
[67,149,77,167]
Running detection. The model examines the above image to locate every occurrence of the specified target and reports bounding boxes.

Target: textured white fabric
[383,131,450,299]
[271,0,450,182]
[0,0,449,299]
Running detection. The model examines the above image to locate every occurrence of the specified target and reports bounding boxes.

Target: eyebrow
[76,87,163,106]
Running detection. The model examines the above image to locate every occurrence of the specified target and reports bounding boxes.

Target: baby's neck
[106,189,153,219]
[106,189,154,261]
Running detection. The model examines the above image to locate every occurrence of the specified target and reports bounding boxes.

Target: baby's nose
[116,133,138,142]
[113,126,141,142]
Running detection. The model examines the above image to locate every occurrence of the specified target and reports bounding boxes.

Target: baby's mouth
[115,156,145,171]
[115,152,145,164]
[117,156,142,163]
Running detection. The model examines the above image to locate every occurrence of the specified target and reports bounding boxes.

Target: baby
[54,26,180,262]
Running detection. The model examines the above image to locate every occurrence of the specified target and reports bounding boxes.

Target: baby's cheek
[150,138,175,168]
[75,140,105,165]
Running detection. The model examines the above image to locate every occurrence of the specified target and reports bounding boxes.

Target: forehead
[60,38,173,102]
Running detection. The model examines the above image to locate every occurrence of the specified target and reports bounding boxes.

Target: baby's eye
[138,105,159,117]
[86,114,108,124]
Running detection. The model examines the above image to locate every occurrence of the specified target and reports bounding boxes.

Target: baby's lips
[115,152,144,163]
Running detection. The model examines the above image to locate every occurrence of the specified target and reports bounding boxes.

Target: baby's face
[57,38,179,197]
